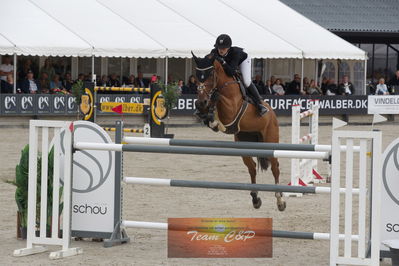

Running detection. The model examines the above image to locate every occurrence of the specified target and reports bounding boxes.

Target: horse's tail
[257,157,269,172]
[235,131,270,171]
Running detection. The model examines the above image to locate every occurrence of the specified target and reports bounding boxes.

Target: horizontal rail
[121,220,358,241]
[74,142,329,159]
[94,86,150,93]
[103,127,144,133]
[123,177,359,195]
[122,136,360,152]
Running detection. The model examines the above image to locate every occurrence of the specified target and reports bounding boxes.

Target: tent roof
[1,0,92,56]
[0,34,15,55]
[34,0,166,58]
[0,0,366,60]
[221,0,366,60]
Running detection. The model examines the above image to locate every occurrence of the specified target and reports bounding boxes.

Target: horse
[192,52,286,211]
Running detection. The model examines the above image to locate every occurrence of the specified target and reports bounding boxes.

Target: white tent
[221,0,367,60]
[0,0,366,60]
[0,0,92,56]
[33,0,166,58]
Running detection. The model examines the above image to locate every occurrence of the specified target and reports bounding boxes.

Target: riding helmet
[214,34,232,49]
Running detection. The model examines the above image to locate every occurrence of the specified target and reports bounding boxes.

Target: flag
[112,104,123,114]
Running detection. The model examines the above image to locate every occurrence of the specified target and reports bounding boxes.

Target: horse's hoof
[252,198,262,209]
[277,201,286,211]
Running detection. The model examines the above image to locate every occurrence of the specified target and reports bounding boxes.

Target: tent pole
[13,53,17,94]
[165,56,168,85]
[315,59,318,87]
[364,58,367,95]
[301,57,304,93]
[91,55,95,82]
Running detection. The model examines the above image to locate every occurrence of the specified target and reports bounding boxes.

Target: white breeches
[239,55,252,88]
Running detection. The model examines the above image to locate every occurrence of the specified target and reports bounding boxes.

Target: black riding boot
[247,83,268,116]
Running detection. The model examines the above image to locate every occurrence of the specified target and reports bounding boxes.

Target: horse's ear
[191,51,198,64]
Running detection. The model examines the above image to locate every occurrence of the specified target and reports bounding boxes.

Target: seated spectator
[185,75,198,94]
[0,55,14,83]
[388,70,399,94]
[18,59,34,83]
[286,74,301,95]
[1,73,14,93]
[40,58,55,80]
[107,73,121,87]
[150,75,158,84]
[303,77,310,92]
[326,79,338,95]
[50,74,63,92]
[338,75,355,95]
[321,77,329,95]
[270,75,276,86]
[177,79,187,94]
[62,72,73,92]
[135,72,149,88]
[99,74,109,86]
[306,79,322,95]
[376,78,389,95]
[264,80,273,95]
[253,74,265,93]
[272,79,285,95]
[20,70,41,94]
[39,72,50,93]
[126,74,136,86]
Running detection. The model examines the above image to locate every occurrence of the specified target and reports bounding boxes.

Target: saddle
[233,73,256,106]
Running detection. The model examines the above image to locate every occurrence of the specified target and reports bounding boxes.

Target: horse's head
[191,52,220,115]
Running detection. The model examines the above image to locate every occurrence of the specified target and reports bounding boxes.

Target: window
[353,62,364,95]
[323,61,335,80]
[373,44,387,81]
[338,61,350,83]
[168,58,185,83]
[387,45,399,82]
[253,59,264,79]
[78,57,100,76]
[137,58,157,75]
[360,44,373,81]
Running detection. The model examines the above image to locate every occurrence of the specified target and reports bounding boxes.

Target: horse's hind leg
[270,158,286,211]
[241,156,262,209]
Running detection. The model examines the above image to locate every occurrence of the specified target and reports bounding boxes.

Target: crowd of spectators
[1,56,399,96]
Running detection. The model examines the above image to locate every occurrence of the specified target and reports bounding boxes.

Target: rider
[211,34,268,116]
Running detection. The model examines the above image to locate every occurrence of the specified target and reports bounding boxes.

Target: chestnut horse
[192,52,285,211]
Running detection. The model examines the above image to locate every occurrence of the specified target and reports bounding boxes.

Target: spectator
[186,75,198,94]
[135,72,149,87]
[1,73,14,93]
[303,77,310,92]
[40,58,55,80]
[39,72,50,93]
[338,75,355,95]
[107,73,121,87]
[326,79,338,95]
[177,79,187,94]
[306,79,322,95]
[286,74,301,95]
[150,75,158,84]
[62,73,73,92]
[99,74,109,86]
[20,70,41,94]
[270,75,276,85]
[388,70,399,94]
[321,77,329,95]
[376,78,389,95]
[18,59,34,82]
[264,80,273,95]
[253,74,265,93]
[76,73,85,83]
[272,79,285,95]
[126,74,136,86]
[0,56,14,82]
[167,74,175,84]
[50,74,63,92]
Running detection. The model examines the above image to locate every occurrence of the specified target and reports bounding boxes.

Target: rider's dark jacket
[211,47,248,77]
